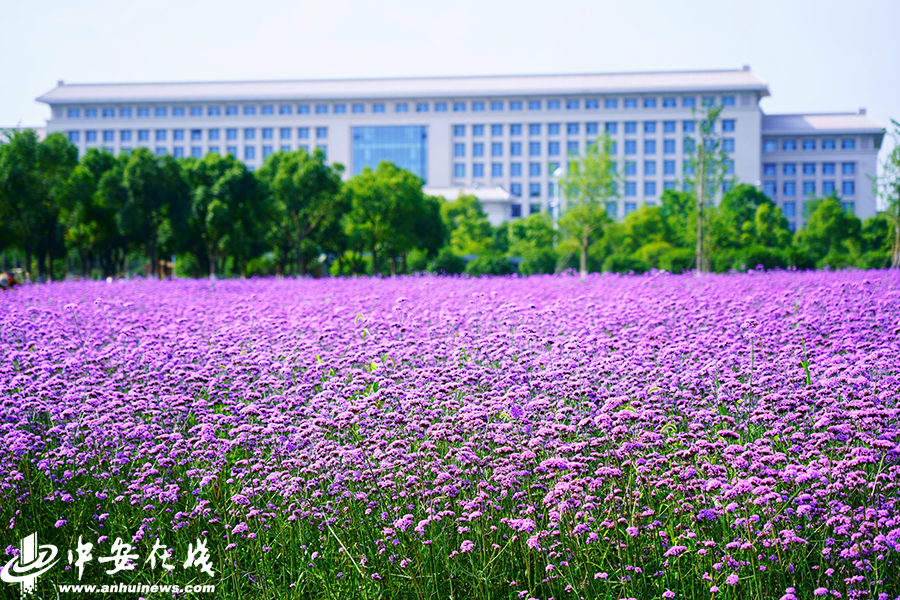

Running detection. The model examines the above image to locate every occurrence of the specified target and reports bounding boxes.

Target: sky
[2,0,898,162]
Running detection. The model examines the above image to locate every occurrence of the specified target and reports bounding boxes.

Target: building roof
[761,112,884,135]
[423,185,517,202]
[37,69,769,104]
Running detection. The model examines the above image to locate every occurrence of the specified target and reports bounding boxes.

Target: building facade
[37,68,883,230]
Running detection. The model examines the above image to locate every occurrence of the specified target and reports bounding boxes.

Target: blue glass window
[244,128,255,141]
[68,108,81,119]
[191,147,202,158]
[566,100,579,110]
[298,127,309,139]
[155,129,167,142]
[316,144,327,157]
[225,106,238,116]
[262,128,273,140]
[244,106,256,116]
[783,163,796,176]
[822,139,835,150]
[529,183,541,197]
[586,99,599,109]
[472,102,485,112]
[586,122,598,134]
[548,141,560,156]
[644,140,656,154]
[764,181,777,196]
[510,142,522,156]
[473,143,484,157]
[624,98,637,109]
[529,162,541,176]
[823,162,835,175]
[683,97,695,108]
[120,108,132,118]
[645,181,657,196]
[454,163,465,178]
[208,129,219,141]
[511,162,522,177]
[155,147,166,156]
[297,105,310,114]
[702,96,715,107]
[783,202,796,217]
[510,124,522,136]
[722,96,735,107]
[454,125,465,136]
[664,181,676,190]
[529,123,540,136]
[206,106,219,116]
[492,163,503,177]
[663,98,676,108]
[316,127,328,139]
[644,160,656,175]
[842,162,855,175]
[491,101,503,111]
[226,128,237,141]
[764,163,776,176]
[155,107,168,117]
[548,123,560,135]
[453,102,466,112]
[625,161,637,175]
[644,98,657,108]
[138,108,150,117]
[803,181,815,195]
[763,140,777,152]
[102,108,115,118]
[353,104,365,114]
[492,142,502,156]
[683,138,695,153]
[435,102,448,112]
[683,121,695,133]
[103,130,114,142]
[842,139,856,150]
[567,122,579,134]
[547,100,561,110]
[823,181,835,194]
[396,103,408,113]
[454,143,465,157]
[173,129,184,141]
[373,104,385,113]
[262,145,273,158]
[644,121,656,134]
[492,124,503,136]
[173,147,184,158]
[509,101,523,111]
[664,160,675,175]
[605,99,618,109]
[315,104,328,114]
[280,105,292,115]
[842,180,856,195]
[783,181,796,196]
[333,104,345,114]
[724,160,734,174]
[280,127,291,140]
[567,141,578,154]
[802,162,815,175]
[510,182,522,195]
[783,140,797,151]
[625,122,637,134]
[280,145,290,153]
[722,120,735,132]
[605,122,617,134]
[802,139,815,150]
[625,181,637,196]
[625,140,636,155]
[262,105,274,115]
[610,142,617,154]
[606,201,618,218]
[190,129,202,141]
[85,130,96,142]
[352,126,429,181]
[473,163,484,177]
[472,125,484,136]
[529,142,541,156]
[663,139,675,154]
[416,103,429,113]
[722,138,734,153]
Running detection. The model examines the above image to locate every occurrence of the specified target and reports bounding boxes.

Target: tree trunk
[370,236,378,276]
[580,226,589,280]
[695,164,704,275]
[24,245,32,282]
[893,224,900,269]
[390,257,396,277]
[209,250,217,280]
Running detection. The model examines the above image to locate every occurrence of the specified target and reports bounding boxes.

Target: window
[316,127,328,139]
[529,162,541,176]
[763,140,777,152]
[783,163,796,176]
[624,98,637,109]
[763,164,776,176]
[173,147,184,158]
[644,160,656,175]
[225,146,236,156]
[702,96,714,107]
[511,203,522,218]
[724,159,734,174]
[803,162,815,175]
[645,181,657,196]
[664,180,676,190]
[473,143,484,157]
[244,128,255,141]
[154,107,167,117]
[298,127,309,139]
[625,140,637,155]
[625,182,637,196]
[642,121,656,134]
[208,129,219,141]
[644,140,656,154]
[138,108,150,117]
[454,163,465,178]
[328,104,343,114]
[207,106,220,116]
[823,181,835,194]
[353,104,365,114]
[803,181,815,195]
[99,108,114,118]
[155,129,167,142]
[548,123,560,135]
[586,122,598,135]
[492,163,503,177]
[316,145,327,159]
[783,181,796,196]
[799,139,814,151]
[67,108,81,119]
[567,141,579,155]
[279,127,291,140]
[262,145,275,158]
[683,121,695,133]
[373,103,385,113]
[530,203,541,214]
[228,129,240,141]
[432,102,446,112]
[529,142,541,156]
[605,122,617,134]
[472,102,485,112]
[510,182,522,195]
[625,161,637,175]
[842,201,855,214]
[280,105,292,115]
[241,146,254,160]
[564,99,578,110]
[490,101,503,111]
[547,100,561,110]
[492,142,502,157]
[262,128,273,140]
[473,163,484,177]
[639,98,656,109]
[120,108,132,118]
[548,161,559,174]
[240,106,255,116]
[783,140,797,151]
[453,102,466,112]
[451,125,465,137]
[280,145,290,152]
[783,201,796,217]
[663,139,675,154]
[509,101,523,111]
[586,99,599,109]
[511,142,522,156]
[605,99,618,109]
[511,162,522,176]
[191,147,202,158]
[722,120,735,132]
[416,103,429,113]
[842,139,856,150]
[173,129,184,141]
[606,201,618,218]
[625,122,637,134]
[396,103,408,113]
[510,124,522,136]
[683,97,696,108]
[529,183,541,197]
[683,138,695,153]
[315,104,328,114]
[548,141,560,156]
[660,97,676,108]
[102,130,114,142]
[822,139,835,150]
[472,125,484,136]
[225,106,238,116]
[664,160,675,175]
[723,96,736,107]
[823,162,835,175]
[491,124,503,136]
[842,181,856,195]
[298,145,309,153]
[842,162,855,175]
[155,147,167,156]
[566,122,579,135]
[764,181,777,196]
[85,130,96,142]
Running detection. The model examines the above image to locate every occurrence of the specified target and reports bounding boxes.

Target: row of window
[503,180,734,200]
[62,96,738,120]
[66,127,329,144]
[763,139,856,151]
[453,158,729,179]
[777,200,854,219]
[763,162,855,176]
[764,180,856,197]
[453,138,734,157]
[87,145,326,160]
[453,120,736,136]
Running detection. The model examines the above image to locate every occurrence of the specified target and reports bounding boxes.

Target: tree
[0,130,77,280]
[558,135,619,278]
[685,103,734,273]
[257,148,344,276]
[441,194,494,257]
[118,148,173,277]
[796,195,862,267]
[508,213,557,275]
[876,119,900,268]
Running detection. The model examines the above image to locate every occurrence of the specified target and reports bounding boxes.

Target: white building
[37,68,884,230]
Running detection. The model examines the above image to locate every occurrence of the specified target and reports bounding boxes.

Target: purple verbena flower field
[1,271,900,600]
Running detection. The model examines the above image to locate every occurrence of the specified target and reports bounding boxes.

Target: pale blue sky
[2,0,898,161]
